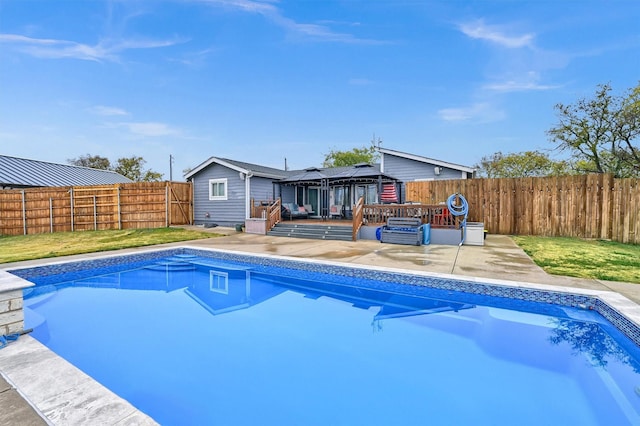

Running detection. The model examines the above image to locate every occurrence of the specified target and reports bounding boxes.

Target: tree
[67,154,111,170]
[618,83,640,172]
[68,154,163,181]
[323,143,379,167]
[475,151,570,178]
[547,82,640,177]
[113,156,163,182]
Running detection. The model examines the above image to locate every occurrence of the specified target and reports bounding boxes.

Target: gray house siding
[383,154,464,181]
[280,186,295,203]
[249,176,277,202]
[383,154,466,202]
[193,164,246,226]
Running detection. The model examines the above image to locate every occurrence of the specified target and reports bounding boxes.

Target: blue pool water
[19,253,640,425]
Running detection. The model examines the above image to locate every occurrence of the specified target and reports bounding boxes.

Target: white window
[210,271,229,294]
[209,178,227,200]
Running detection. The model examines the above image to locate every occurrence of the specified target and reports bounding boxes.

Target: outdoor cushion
[282,203,308,219]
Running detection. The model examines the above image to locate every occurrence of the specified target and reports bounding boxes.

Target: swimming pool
[12,248,640,425]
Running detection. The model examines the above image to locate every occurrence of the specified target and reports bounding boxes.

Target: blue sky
[1,0,639,179]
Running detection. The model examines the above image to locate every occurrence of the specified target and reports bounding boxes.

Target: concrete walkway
[0,374,48,425]
[1,228,639,425]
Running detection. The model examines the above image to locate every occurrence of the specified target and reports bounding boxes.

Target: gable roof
[0,155,133,188]
[185,157,290,180]
[378,147,475,174]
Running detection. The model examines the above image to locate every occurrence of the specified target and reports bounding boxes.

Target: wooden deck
[252,201,461,242]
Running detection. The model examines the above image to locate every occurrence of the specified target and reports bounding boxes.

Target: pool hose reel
[446,193,469,246]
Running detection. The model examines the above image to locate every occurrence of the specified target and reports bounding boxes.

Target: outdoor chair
[329,204,343,219]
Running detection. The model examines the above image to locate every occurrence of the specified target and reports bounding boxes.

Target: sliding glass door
[307,187,319,217]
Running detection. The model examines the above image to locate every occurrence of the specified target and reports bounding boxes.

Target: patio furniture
[281,203,309,220]
[303,204,316,216]
[380,217,423,246]
[329,204,343,219]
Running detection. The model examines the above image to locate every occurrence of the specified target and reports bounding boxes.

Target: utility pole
[371,133,382,150]
[169,154,174,181]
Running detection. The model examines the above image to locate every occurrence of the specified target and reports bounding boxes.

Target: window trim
[208,178,228,201]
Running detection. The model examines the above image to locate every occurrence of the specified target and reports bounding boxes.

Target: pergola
[278,164,400,219]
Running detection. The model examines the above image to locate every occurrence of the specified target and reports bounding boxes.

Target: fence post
[165,184,169,228]
[168,182,173,226]
[70,188,74,232]
[21,190,26,235]
[93,195,97,230]
[117,186,122,230]
[49,198,53,233]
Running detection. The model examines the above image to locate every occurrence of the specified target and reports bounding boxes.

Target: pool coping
[2,244,640,425]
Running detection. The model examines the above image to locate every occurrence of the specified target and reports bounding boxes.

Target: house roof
[279,168,328,184]
[378,147,475,174]
[279,163,399,185]
[0,155,133,188]
[185,157,290,180]
[328,163,397,183]
[185,147,475,184]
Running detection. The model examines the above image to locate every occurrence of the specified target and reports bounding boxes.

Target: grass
[0,228,220,264]
[512,236,640,284]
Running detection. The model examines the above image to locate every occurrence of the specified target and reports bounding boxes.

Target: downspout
[245,172,253,219]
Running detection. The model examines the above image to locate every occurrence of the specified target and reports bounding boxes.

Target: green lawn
[0,228,219,264]
[512,236,640,284]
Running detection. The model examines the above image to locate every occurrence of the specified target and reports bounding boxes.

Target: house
[185,148,475,226]
[184,157,290,226]
[0,155,133,189]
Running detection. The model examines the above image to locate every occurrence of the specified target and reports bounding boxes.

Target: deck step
[267,223,353,241]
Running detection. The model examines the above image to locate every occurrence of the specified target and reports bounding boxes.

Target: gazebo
[278,163,399,220]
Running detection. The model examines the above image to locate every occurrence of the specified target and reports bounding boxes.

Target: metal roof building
[0,155,134,189]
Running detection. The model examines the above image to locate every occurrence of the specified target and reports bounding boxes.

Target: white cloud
[200,0,382,44]
[483,80,560,92]
[482,72,561,92]
[459,20,534,48]
[116,122,182,137]
[172,46,219,67]
[437,103,505,123]
[88,105,129,116]
[209,0,278,15]
[0,33,186,62]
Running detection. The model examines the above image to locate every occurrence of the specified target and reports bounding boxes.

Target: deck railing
[250,198,281,232]
[362,203,461,228]
[266,199,281,231]
[351,197,365,241]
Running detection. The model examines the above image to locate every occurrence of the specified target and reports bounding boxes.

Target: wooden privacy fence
[0,182,193,236]
[406,174,640,244]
